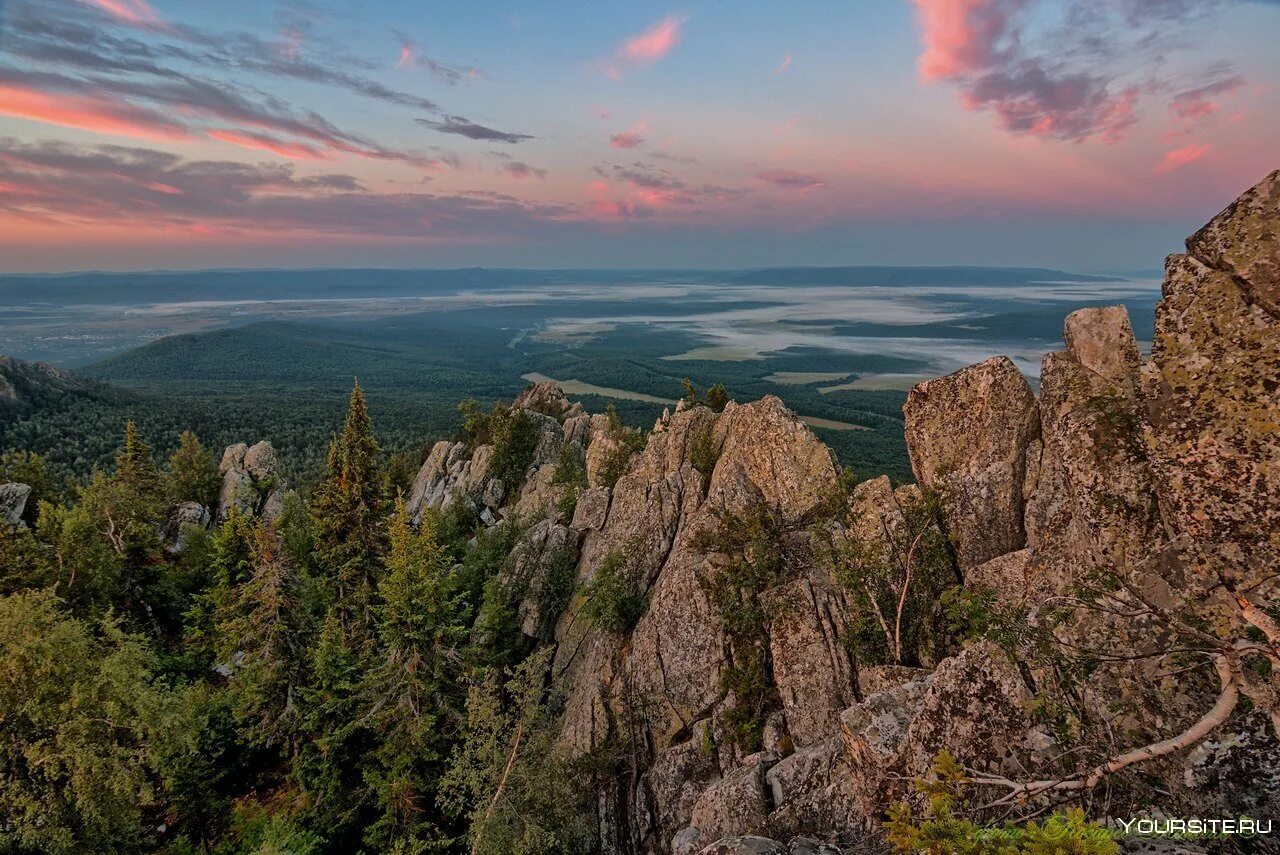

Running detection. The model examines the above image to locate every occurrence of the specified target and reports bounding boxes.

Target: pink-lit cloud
[909,0,1240,145]
[602,14,686,77]
[79,0,168,30]
[1170,75,1245,121]
[911,0,1023,81]
[610,123,647,149]
[1155,143,1211,173]
[206,129,331,160]
[0,84,192,142]
[774,53,792,75]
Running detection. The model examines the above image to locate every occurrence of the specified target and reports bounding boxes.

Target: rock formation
[437,172,1279,853]
[0,482,30,528]
[215,440,288,524]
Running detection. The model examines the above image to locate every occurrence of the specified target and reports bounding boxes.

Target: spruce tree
[213,523,311,751]
[115,420,159,496]
[363,497,469,850]
[310,381,387,635]
[165,430,220,508]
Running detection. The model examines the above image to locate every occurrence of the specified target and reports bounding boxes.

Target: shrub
[580,547,647,634]
[884,751,1118,854]
[690,427,719,476]
[706,383,729,413]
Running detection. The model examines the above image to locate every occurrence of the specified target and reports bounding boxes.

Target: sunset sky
[0,0,1276,272]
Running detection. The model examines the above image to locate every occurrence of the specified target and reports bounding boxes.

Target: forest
[0,385,611,854]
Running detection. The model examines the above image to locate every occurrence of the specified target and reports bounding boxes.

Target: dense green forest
[3,307,918,489]
[0,386,608,854]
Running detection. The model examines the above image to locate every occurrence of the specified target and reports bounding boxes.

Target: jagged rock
[1024,306,1159,595]
[162,501,210,553]
[0,482,31,527]
[513,379,572,418]
[571,485,610,531]
[639,731,721,853]
[787,839,843,855]
[406,440,503,522]
[506,519,578,641]
[964,547,1035,604]
[687,753,776,846]
[903,356,1039,570]
[215,441,286,524]
[1142,178,1280,584]
[1183,169,1279,317]
[764,577,858,748]
[895,641,1032,781]
[764,737,862,838]
[839,674,933,820]
[1182,710,1280,817]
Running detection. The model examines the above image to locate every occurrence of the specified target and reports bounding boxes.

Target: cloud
[603,14,686,77]
[909,0,1243,144]
[205,129,331,160]
[78,0,168,30]
[1170,73,1245,120]
[392,31,482,84]
[0,137,572,239]
[911,0,1024,81]
[774,53,792,75]
[417,115,534,144]
[0,80,192,142]
[609,124,647,149]
[502,161,546,181]
[1155,142,1211,173]
[756,169,826,190]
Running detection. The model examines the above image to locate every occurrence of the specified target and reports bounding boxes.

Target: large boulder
[0,482,31,527]
[903,357,1039,570]
[215,441,286,524]
[162,501,211,553]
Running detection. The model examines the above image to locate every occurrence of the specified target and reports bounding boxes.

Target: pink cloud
[1155,143,1211,173]
[396,42,415,69]
[1169,75,1245,122]
[0,84,192,142]
[619,15,685,63]
[206,129,331,160]
[610,123,647,149]
[911,0,1022,81]
[774,53,792,75]
[602,14,686,77]
[756,169,826,190]
[80,0,169,30]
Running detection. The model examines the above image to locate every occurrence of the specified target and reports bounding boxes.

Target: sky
[0,0,1276,272]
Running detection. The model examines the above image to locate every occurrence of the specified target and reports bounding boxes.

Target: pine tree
[213,523,311,750]
[362,497,469,850]
[115,420,159,496]
[166,430,220,508]
[310,381,387,635]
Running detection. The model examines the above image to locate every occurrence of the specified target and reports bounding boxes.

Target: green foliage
[165,430,221,508]
[830,488,958,666]
[580,546,647,634]
[310,381,387,634]
[689,426,720,476]
[595,404,646,489]
[706,383,730,413]
[884,752,1118,854]
[440,648,595,855]
[489,406,541,493]
[0,590,189,854]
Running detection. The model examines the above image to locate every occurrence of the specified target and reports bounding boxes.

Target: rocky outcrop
[0,482,31,527]
[215,441,287,524]
[162,501,211,553]
[903,357,1038,570]
[425,174,1280,853]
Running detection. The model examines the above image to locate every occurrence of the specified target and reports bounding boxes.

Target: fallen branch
[971,654,1238,806]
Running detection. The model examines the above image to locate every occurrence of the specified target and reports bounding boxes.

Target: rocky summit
[366,172,1277,853]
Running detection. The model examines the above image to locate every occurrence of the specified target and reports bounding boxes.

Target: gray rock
[162,501,210,552]
[0,482,31,527]
[903,356,1039,570]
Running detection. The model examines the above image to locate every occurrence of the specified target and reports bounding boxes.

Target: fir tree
[362,497,469,850]
[115,420,159,496]
[310,381,387,635]
[213,523,311,750]
[165,430,220,508]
